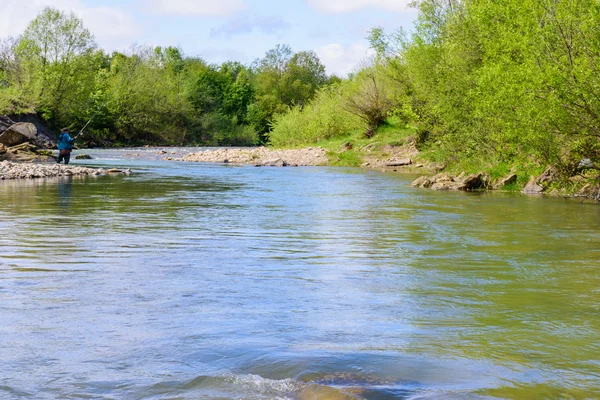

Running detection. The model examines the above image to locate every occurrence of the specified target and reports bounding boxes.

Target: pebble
[182,146,328,166]
[0,161,125,180]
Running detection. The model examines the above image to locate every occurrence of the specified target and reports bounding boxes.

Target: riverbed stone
[385,158,412,167]
[431,181,458,191]
[75,154,92,160]
[522,177,544,194]
[411,175,432,188]
[0,160,102,180]
[459,172,486,190]
[261,158,286,167]
[183,147,327,166]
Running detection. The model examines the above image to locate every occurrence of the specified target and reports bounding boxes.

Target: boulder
[578,158,594,170]
[430,172,453,182]
[459,172,486,191]
[0,122,37,147]
[412,175,432,188]
[494,173,517,189]
[75,154,92,160]
[522,177,544,194]
[0,143,5,155]
[431,181,460,191]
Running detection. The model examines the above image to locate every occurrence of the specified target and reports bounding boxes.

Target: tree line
[0,8,335,146]
[1,1,598,176]
[270,0,600,176]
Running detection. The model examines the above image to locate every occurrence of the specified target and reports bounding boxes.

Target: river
[1,148,599,399]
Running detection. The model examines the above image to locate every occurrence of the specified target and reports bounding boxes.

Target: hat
[61,127,69,132]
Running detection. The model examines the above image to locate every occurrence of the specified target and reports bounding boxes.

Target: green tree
[250,45,329,140]
[16,7,99,125]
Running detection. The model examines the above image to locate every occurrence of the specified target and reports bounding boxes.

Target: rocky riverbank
[411,167,600,201]
[181,146,328,166]
[0,161,129,180]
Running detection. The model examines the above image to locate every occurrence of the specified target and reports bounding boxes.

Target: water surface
[1,149,599,399]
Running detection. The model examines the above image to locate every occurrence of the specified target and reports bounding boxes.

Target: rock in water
[75,154,92,160]
[260,158,287,167]
[522,177,544,194]
[459,173,486,190]
[0,123,37,147]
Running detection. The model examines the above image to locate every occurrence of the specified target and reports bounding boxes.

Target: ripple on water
[1,153,600,399]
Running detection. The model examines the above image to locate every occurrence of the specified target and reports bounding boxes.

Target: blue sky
[0,0,416,76]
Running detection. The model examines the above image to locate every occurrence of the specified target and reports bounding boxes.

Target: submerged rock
[75,154,92,160]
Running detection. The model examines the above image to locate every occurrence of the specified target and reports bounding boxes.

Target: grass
[327,149,363,167]
[274,115,594,195]
[312,117,417,167]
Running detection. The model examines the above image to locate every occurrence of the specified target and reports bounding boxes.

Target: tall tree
[16,7,98,125]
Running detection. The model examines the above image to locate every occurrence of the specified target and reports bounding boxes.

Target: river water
[1,148,599,399]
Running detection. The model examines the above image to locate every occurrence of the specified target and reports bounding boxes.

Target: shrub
[269,83,365,146]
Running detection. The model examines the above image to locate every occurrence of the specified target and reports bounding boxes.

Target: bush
[268,83,365,146]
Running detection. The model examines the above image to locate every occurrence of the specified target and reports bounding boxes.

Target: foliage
[268,83,365,146]
[15,7,99,124]
[250,44,329,140]
[0,10,332,146]
[343,67,395,136]
[399,0,600,176]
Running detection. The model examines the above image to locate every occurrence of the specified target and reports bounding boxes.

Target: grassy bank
[279,115,599,199]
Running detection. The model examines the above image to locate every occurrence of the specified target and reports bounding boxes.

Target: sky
[0,0,417,76]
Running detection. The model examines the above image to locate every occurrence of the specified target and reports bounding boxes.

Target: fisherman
[57,128,75,164]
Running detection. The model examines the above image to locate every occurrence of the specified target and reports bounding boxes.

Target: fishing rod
[74,108,101,139]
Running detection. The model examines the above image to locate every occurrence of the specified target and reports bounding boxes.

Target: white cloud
[0,0,140,51]
[315,43,376,77]
[210,15,290,39]
[147,0,246,16]
[306,0,411,13]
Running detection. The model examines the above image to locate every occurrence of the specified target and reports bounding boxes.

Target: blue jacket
[57,132,75,150]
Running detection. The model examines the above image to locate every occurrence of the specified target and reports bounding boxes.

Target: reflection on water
[57,176,73,208]
[1,152,599,399]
